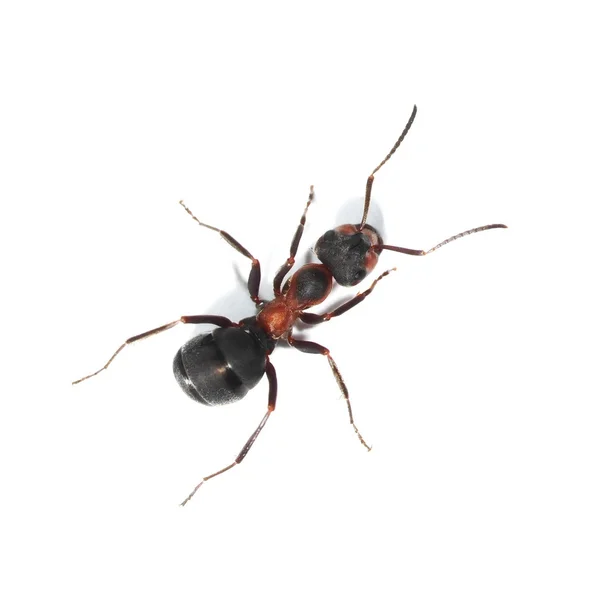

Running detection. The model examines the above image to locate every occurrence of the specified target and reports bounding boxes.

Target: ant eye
[354,269,366,282]
[349,234,363,248]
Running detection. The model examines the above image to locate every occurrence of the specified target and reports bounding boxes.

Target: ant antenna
[360,104,418,230]
[373,223,508,256]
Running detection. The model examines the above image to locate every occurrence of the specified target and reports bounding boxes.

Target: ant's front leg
[273,186,316,296]
[299,268,395,325]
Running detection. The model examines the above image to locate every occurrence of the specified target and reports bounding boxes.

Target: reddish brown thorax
[257,264,333,339]
[256,298,294,339]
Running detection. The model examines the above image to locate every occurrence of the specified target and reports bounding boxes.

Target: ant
[72,105,506,506]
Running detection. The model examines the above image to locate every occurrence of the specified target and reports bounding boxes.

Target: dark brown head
[315,224,383,286]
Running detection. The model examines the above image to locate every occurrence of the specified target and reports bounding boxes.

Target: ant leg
[180,358,278,506]
[72,315,235,385]
[179,200,262,305]
[273,186,316,296]
[300,268,395,325]
[287,335,371,451]
[360,105,417,230]
[373,223,508,256]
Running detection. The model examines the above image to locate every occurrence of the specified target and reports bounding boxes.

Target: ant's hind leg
[72,315,235,385]
[180,358,278,506]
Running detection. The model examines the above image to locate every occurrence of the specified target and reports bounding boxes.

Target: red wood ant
[72,105,506,506]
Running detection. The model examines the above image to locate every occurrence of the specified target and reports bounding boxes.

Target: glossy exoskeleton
[173,317,274,406]
[72,105,506,506]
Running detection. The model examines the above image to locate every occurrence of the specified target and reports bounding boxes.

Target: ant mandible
[72,105,506,506]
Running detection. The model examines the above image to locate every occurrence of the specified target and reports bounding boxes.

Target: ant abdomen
[173,327,267,406]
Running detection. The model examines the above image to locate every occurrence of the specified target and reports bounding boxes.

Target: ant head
[315,224,383,286]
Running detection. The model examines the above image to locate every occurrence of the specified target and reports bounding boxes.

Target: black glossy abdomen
[173,327,266,406]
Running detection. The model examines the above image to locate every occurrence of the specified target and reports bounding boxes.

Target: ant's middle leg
[287,335,371,451]
[179,200,263,305]
[72,315,235,385]
[273,186,316,296]
[299,268,395,325]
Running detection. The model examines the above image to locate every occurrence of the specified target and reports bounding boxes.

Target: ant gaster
[72,105,506,506]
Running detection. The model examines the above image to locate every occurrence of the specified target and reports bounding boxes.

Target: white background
[1,2,599,599]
